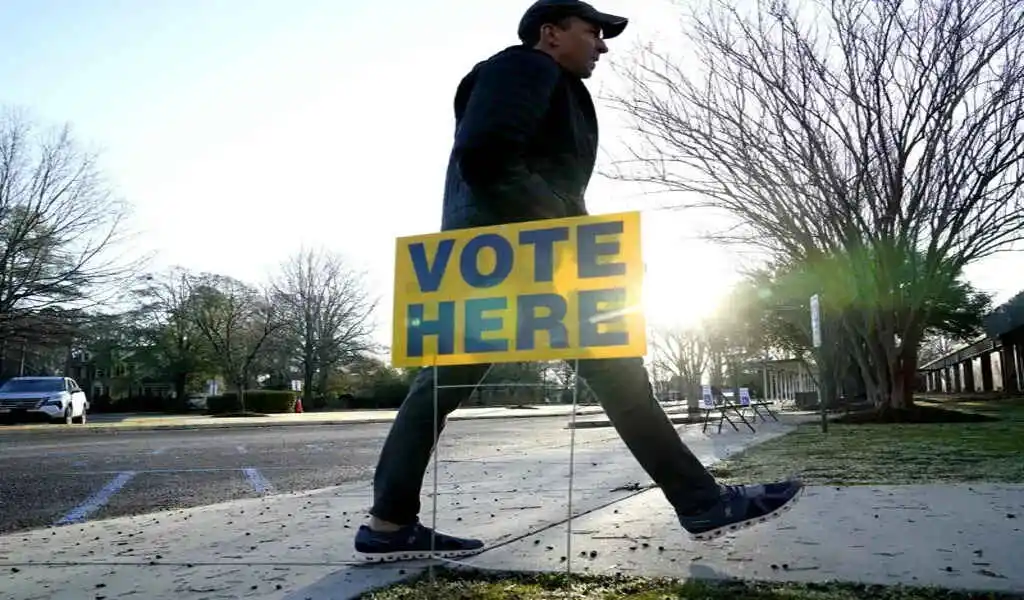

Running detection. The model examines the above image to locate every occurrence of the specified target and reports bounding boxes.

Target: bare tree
[918,334,958,366]
[190,274,282,412]
[0,109,140,341]
[652,325,711,411]
[272,248,376,407]
[607,0,1024,410]
[131,267,216,401]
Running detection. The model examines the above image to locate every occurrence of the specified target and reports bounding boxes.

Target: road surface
[0,415,616,535]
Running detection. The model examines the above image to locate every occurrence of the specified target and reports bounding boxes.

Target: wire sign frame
[391,212,647,582]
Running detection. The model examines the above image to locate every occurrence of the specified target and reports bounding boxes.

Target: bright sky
[1,0,1020,359]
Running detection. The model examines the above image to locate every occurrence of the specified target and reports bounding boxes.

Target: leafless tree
[0,109,140,342]
[131,267,214,401]
[606,0,1024,410]
[652,325,711,411]
[918,334,959,366]
[190,274,282,411]
[272,248,376,406]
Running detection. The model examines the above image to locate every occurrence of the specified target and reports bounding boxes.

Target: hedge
[206,390,297,414]
[348,381,409,409]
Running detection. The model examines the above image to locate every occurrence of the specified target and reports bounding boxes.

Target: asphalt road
[0,416,608,535]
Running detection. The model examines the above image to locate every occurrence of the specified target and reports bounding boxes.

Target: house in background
[64,348,174,401]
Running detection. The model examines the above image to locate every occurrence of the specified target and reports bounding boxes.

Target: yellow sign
[390,212,646,367]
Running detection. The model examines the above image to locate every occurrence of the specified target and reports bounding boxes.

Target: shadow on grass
[360,568,1024,599]
[834,405,997,424]
[709,397,1024,485]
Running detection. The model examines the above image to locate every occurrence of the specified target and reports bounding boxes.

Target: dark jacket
[441,46,599,231]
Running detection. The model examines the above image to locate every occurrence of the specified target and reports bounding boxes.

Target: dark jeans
[370,358,721,525]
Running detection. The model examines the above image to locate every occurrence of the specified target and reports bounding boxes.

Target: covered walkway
[919,291,1024,394]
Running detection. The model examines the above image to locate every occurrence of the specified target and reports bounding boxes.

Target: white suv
[0,377,89,424]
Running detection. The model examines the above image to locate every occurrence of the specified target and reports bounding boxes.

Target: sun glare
[639,234,737,331]
[642,277,723,330]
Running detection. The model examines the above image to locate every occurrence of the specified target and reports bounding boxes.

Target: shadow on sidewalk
[283,561,430,600]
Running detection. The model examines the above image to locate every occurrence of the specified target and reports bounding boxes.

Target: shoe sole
[688,485,805,541]
[356,547,486,563]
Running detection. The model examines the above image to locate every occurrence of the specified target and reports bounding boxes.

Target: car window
[0,379,65,393]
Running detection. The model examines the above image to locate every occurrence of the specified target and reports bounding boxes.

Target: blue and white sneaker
[354,521,486,562]
[679,480,804,541]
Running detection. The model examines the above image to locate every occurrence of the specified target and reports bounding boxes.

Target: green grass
[361,570,1021,599]
[710,396,1024,485]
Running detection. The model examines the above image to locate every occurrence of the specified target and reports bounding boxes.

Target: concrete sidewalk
[461,484,1023,594]
[0,403,614,436]
[0,418,792,599]
[5,414,1018,599]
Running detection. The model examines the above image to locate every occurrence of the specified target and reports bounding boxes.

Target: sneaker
[678,479,804,541]
[354,521,486,562]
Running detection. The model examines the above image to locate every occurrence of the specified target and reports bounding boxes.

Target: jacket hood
[454,47,559,120]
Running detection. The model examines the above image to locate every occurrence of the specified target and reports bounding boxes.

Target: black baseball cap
[517,0,629,43]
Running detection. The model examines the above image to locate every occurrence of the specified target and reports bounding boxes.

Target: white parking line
[55,471,136,526]
[236,445,247,454]
[55,467,297,475]
[150,447,167,455]
[242,467,274,495]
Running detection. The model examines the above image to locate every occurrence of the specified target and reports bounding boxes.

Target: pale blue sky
[1,0,1020,353]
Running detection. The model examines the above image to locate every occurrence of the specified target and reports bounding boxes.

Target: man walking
[355,0,803,562]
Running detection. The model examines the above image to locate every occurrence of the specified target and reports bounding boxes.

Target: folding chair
[700,385,746,433]
[741,387,779,423]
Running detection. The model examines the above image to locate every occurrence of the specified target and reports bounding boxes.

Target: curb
[568,414,701,429]
[0,408,608,437]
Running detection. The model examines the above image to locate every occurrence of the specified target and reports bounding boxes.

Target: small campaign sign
[701,385,715,409]
[739,387,752,406]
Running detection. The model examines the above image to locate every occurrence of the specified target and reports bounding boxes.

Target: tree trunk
[236,372,247,414]
[845,318,882,407]
[316,368,331,407]
[174,372,188,405]
[303,359,315,406]
[889,341,919,411]
[685,379,701,416]
[709,352,725,387]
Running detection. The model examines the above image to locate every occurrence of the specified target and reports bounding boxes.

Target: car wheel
[74,406,87,425]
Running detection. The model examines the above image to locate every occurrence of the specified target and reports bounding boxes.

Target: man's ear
[538,23,559,46]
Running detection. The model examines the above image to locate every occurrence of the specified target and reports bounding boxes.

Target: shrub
[324,393,356,410]
[361,380,409,409]
[206,390,296,414]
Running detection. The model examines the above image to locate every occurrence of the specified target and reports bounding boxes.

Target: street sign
[810,294,822,348]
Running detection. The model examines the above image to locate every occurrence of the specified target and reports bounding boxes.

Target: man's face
[542,16,609,78]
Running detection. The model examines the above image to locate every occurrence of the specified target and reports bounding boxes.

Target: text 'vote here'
[390,212,646,367]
